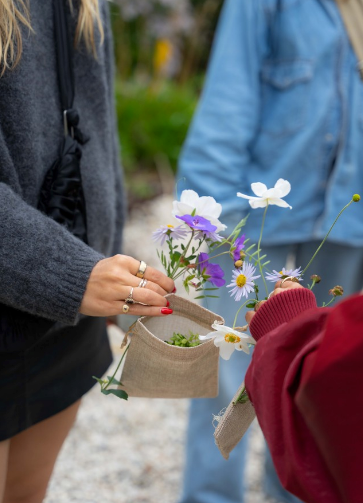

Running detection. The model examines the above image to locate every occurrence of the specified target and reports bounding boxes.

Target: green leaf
[262,260,271,267]
[194,295,206,300]
[107,376,123,386]
[245,244,256,253]
[101,388,128,400]
[205,295,219,298]
[92,376,105,385]
[246,301,257,309]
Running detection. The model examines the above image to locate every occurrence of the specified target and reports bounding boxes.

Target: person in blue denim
[176,1,363,502]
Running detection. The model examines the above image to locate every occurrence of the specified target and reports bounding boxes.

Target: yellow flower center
[224,333,241,344]
[236,274,247,287]
[279,271,283,275]
[167,224,174,228]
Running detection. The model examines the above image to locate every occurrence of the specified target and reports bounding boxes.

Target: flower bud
[329,285,344,297]
[310,274,321,284]
[234,260,243,268]
[353,194,361,202]
[240,251,246,260]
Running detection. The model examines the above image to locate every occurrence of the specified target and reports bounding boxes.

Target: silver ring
[122,304,130,313]
[136,260,147,279]
[125,287,135,304]
[138,278,148,288]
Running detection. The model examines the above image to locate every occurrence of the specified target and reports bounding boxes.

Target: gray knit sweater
[0,0,124,325]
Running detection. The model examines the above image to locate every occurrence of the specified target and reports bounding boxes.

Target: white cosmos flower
[172,190,227,232]
[199,323,256,360]
[237,179,292,209]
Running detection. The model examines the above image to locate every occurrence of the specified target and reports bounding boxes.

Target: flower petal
[218,342,236,360]
[180,190,199,207]
[251,182,268,197]
[199,332,216,341]
[249,199,268,209]
[274,179,291,198]
[268,197,292,209]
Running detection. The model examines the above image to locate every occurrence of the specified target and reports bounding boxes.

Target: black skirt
[0,314,112,441]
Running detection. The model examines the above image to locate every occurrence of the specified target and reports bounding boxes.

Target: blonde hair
[0,0,104,76]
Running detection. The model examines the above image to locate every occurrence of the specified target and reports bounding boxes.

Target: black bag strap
[53,0,76,136]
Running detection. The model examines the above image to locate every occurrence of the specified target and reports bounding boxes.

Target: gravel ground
[44,195,277,503]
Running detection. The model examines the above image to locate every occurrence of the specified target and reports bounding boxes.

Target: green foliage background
[109,1,223,205]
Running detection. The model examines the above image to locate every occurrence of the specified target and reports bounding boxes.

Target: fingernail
[166,301,170,307]
[172,287,177,293]
[161,308,173,315]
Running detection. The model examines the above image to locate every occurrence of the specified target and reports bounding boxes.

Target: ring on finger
[125,287,135,304]
[122,304,130,313]
[136,260,147,279]
[281,276,299,286]
[138,278,148,288]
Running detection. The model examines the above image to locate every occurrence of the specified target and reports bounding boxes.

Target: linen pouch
[214,381,256,460]
[119,294,223,399]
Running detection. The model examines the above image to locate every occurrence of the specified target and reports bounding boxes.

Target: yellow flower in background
[154,39,173,75]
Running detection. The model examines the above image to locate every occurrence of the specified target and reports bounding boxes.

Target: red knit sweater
[245,289,363,503]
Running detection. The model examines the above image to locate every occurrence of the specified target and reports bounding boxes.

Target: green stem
[322,297,337,308]
[232,299,251,329]
[104,345,130,391]
[257,205,269,296]
[170,230,195,279]
[301,199,354,277]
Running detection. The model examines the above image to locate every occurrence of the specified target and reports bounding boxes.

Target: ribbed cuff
[249,289,317,342]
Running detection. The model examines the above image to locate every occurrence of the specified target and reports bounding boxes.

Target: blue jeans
[179,241,363,503]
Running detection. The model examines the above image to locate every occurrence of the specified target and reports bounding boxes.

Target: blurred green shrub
[110,0,223,205]
[115,80,198,204]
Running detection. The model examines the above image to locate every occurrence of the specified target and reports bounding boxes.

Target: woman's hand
[80,255,175,317]
[245,279,304,324]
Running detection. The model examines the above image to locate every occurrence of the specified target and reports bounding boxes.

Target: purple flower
[232,235,246,261]
[197,253,226,287]
[176,214,217,233]
[152,224,188,246]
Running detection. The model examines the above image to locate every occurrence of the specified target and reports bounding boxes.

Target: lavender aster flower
[265,267,303,283]
[232,235,246,261]
[152,224,188,246]
[197,253,225,287]
[227,262,260,301]
[176,214,217,233]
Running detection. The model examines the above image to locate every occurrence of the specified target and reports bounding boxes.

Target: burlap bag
[214,381,256,460]
[119,294,224,399]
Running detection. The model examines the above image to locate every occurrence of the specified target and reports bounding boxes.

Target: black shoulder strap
[53,0,75,130]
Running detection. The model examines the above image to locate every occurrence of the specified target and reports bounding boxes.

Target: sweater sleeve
[0,180,104,324]
[249,288,317,341]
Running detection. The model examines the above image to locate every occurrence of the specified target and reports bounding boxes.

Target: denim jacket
[178,0,363,245]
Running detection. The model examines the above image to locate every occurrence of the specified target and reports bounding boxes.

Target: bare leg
[3,399,81,503]
[0,440,10,503]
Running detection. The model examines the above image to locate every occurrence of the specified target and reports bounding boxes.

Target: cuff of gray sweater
[249,289,317,342]
[36,249,104,325]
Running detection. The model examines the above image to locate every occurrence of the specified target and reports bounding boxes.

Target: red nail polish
[166,301,170,307]
[172,287,177,293]
[161,308,173,315]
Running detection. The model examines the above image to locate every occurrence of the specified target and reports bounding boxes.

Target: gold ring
[281,276,299,285]
[125,287,135,304]
[122,304,130,313]
[136,260,147,279]
[138,278,148,288]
